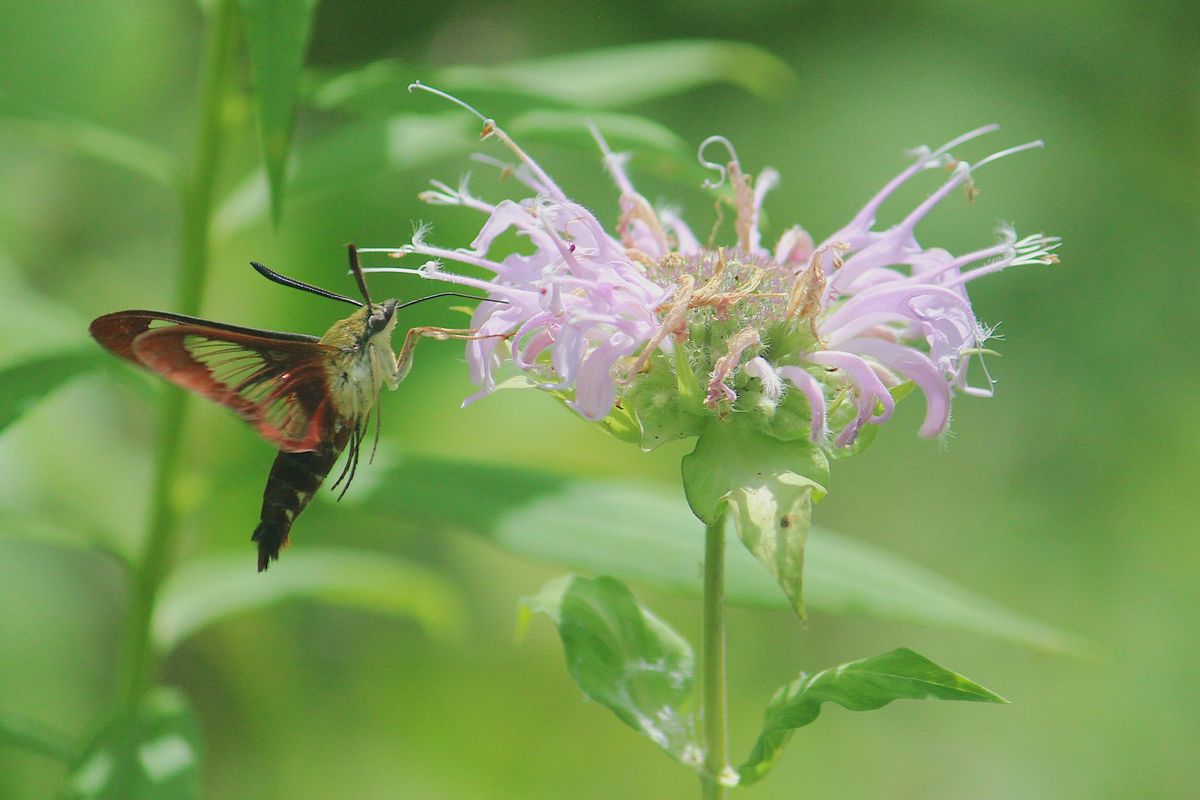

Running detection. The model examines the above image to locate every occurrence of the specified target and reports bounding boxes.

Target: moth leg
[394,326,507,383]
[330,419,363,498]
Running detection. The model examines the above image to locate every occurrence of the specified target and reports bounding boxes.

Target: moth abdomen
[252,428,351,572]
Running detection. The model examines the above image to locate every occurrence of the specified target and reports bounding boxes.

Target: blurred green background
[1,0,1197,797]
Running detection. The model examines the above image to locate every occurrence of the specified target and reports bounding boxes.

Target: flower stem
[701,510,729,799]
[117,0,238,715]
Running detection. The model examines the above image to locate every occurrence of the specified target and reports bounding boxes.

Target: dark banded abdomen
[252,424,352,571]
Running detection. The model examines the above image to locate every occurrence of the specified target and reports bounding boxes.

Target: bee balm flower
[366,88,1058,450]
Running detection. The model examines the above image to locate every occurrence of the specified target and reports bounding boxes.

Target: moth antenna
[347,243,374,308]
[250,261,363,308]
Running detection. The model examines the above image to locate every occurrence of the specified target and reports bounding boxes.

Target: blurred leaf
[308,41,793,115]
[64,687,200,800]
[510,109,686,156]
[306,61,568,117]
[795,532,1094,656]
[0,508,130,564]
[153,549,466,653]
[305,59,421,113]
[436,40,794,108]
[238,0,319,225]
[0,711,76,761]
[0,114,176,187]
[214,113,475,237]
[0,349,105,437]
[294,113,474,189]
[682,419,830,618]
[509,109,717,190]
[737,647,1006,785]
[362,456,1086,653]
[519,575,700,767]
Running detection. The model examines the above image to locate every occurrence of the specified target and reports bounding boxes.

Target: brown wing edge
[90,310,322,362]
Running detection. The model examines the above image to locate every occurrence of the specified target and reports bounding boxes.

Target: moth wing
[91,311,339,452]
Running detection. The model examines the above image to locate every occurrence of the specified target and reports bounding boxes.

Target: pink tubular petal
[777,365,827,442]
[820,283,974,349]
[827,168,971,297]
[510,311,557,367]
[550,324,588,387]
[466,301,531,388]
[806,350,895,446]
[748,168,780,255]
[570,337,630,420]
[820,126,999,251]
[468,199,542,256]
[774,225,814,267]
[660,208,702,254]
[517,330,554,368]
[845,337,951,437]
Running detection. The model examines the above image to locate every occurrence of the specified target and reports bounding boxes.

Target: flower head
[367,87,1058,450]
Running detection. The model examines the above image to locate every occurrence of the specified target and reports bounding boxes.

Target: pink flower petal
[844,337,951,437]
[776,365,827,442]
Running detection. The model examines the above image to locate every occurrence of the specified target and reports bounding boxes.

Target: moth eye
[367,312,389,336]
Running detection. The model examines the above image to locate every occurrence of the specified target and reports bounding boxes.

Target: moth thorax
[325,308,400,420]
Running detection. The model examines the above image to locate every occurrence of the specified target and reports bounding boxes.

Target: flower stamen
[704,326,761,410]
[630,275,695,376]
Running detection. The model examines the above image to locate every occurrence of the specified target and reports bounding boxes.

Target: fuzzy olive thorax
[319,299,402,419]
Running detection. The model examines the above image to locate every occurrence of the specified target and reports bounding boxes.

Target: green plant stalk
[701,510,729,799]
[117,0,239,715]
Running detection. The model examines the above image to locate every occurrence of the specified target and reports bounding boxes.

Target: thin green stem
[701,510,729,800]
[117,0,239,715]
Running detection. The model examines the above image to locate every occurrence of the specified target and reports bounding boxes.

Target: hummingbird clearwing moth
[91,244,499,572]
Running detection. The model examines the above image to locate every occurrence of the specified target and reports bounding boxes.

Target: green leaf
[0,349,104,437]
[64,687,200,800]
[737,647,1006,785]
[682,418,829,618]
[519,575,700,768]
[153,549,466,653]
[238,0,318,225]
[214,113,477,237]
[359,456,1084,653]
[0,115,176,187]
[0,508,129,564]
[305,59,417,112]
[510,110,687,155]
[436,41,795,109]
[0,711,76,761]
[800,533,1095,655]
[309,41,794,115]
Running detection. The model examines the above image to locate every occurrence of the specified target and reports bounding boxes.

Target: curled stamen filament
[697,135,740,189]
